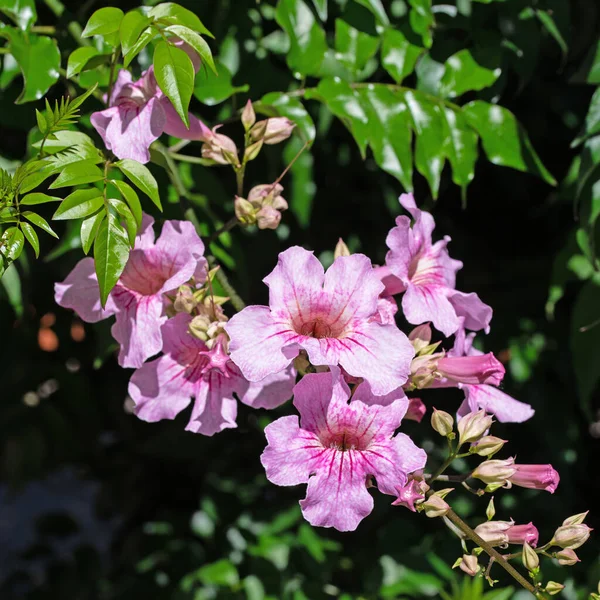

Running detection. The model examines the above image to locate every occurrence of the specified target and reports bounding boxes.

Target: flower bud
[408,323,432,353]
[189,314,212,341]
[507,522,539,547]
[544,582,565,595]
[486,497,495,521]
[172,285,197,314]
[474,520,513,546]
[562,511,588,526]
[234,197,256,225]
[404,397,426,423]
[437,353,505,386]
[242,99,256,131]
[555,548,580,566]
[431,408,453,437]
[201,128,239,167]
[334,238,351,259]
[256,206,282,230]
[522,541,539,571]
[244,138,263,162]
[392,478,429,512]
[421,494,450,518]
[551,523,592,549]
[459,554,478,577]
[251,117,295,145]
[472,458,517,486]
[508,464,560,494]
[457,409,493,445]
[471,436,506,457]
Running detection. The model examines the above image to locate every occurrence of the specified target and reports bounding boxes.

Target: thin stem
[170,152,207,165]
[208,256,246,312]
[207,217,239,245]
[235,165,245,197]
[425,473,470,483]
[445,508,540,596]
[31,25,56,34]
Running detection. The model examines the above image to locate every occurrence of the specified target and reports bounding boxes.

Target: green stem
[445,508,542,597]
[207,217,239,245]
[31,25,56,34]
[235,165,245,197]
[170,152,208,165]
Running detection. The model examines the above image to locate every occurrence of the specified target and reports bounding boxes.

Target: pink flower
[91,63,211,164]
[509,464,560,494]
[128,314,295,436]
[260,369,426,531]
[507,523,539,547]
[453,328,534,423]
[384,194,492,336]
[225,246,415,396]
[392,477,429,511]
[55,215,206,368]
[436,353,505,386]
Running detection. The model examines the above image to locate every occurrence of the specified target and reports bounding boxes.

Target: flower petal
[237,363,296,409]
[161,97,212,140]
[385,215,413,282]
[448,290,493,333]
[402,283,460,337]
[463,385,535,423]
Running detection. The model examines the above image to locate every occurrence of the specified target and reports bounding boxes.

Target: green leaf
[80,210,105,254]
[334,19,379,77]
[439,49,501,98]
[193,60,248,106]
[311,0,327,21]
[381,28,423,84]
[116,159,162,210]
[462,101,557,185]
[574,38,600,84]
[112,180,142,226]
[243,575,266,600]
[354,0,389,25]
[120,10,152,57]
[23,211,58,237]
[0,226,24,261]
[66,47,100,79]
[0,263,22,316]
[18,165,52,193]
[441,107,478,193]
[153,40,195,128]
[82,7,124,37]
[164,24,216,75]
[275,0,328,77]
[20,192,61,205]
[535,9,567,56]
[0,53,20,89]
[108,198,138,246]
[404,90,445,197]
[408,0,434,48]
[0,29,60,103]
[0,0,37,29]
[123,26,155,68]
[20,221,39,257]
[53,188,104,220]
[257,92,315,143]
[305,78,369,156]
[573,87,600,146]
[33,130,97,154]
[197,559,239,587]
[149,2,213,38]
[49,160,104,189]
[94,211,130,307]
[357,85,413,191]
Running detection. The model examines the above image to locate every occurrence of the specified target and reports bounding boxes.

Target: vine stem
[445,508,541,597]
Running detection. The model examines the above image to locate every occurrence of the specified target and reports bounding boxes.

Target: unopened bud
[334,238,351,259]
[421,493,450,518]
[486,497,495,521]
[544,582,564,596]
[234,197,256,225]
[562,511,588,526]
[173,285,197,314]
[555,548,580,566]
[189,314,211,341]
[244,138,263,162]
[551,523,592,549]
[248,119,267,141]
[474,520,513,546]
[252,117,295,145]
[201,129,239,167]
[472,458,517,486]
[242,99,256,131]
[522,541,539,571]
[408,324,433,353]
[431,408,453,437]
[256,206,282,230]
[459,554,478,577]
[471,436,506,457]
[457,410,493,445]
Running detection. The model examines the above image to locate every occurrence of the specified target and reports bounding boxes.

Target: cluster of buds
[234,183,288,230]
[406,324,504,390]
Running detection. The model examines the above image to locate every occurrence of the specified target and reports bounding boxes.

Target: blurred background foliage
[1,0,600,598]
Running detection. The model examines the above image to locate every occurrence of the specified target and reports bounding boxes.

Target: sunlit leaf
[82,7,124,37]
[116,159,161,210]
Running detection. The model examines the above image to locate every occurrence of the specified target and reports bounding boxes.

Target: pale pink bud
[472,457,517,485]
[431,408,453,437]
[334,238,351,259]
[201,128,239,166]
[247,183,285,208]
[244,138,263,162]
[507,522,539,547]
[545,582,565,595]
[408,323,432,353]
[404,397,426,423]
[508,464,560,494]
[172,285,196,314]
[474,520,513,546]
[457,409,493,445]
[252,117,295,145]
[437,353,505,386]
[459,554,478,576]
[392,478,429,512]
[234,197,256,224]
[562,511,588,526]
[555,548,580,566]
[421,494,450,518]
[471,436,506,457]
[241,99,256,131]
[551,523,592,549]
[522,541,539,571]
[256,206,282,230]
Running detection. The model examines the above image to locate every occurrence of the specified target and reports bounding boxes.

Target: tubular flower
[392,477,429,512]
[508,463,560,494]
[383,194,492,336]
[225,246,415,396]
[55,215,206,368]
[129,313,296,436]
[260,369,426,531]
[507,522,540,547]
